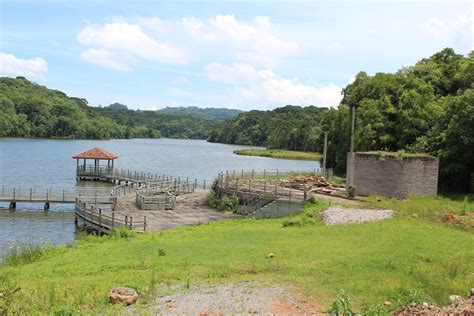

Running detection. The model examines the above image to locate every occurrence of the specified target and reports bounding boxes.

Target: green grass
[1,197,473,314]
[359,194,474,231]
[357,150,432,159]
[233,149,322,161]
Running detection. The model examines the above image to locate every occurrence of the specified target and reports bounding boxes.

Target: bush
[2,241,54,267]
[206,192,239,212]
[108,226,136,240]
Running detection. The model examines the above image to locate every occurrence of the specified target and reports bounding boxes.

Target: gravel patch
[151,282,292,315]
[321,207,394,225]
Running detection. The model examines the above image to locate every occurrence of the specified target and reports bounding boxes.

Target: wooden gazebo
[73,147,118,180]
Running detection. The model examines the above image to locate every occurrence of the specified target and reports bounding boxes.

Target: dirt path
[115,189,238,231]
[127,282,325,315]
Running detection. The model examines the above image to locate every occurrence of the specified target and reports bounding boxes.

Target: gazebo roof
[72,147,118,160]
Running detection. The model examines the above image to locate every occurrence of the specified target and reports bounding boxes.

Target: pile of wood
[280,176,345,196]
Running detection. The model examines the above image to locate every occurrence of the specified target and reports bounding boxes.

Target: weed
[0,273,20,315]
[391,289,430,309]
[1,241,54,267]
[108,226,136,239]
[328,291,356,315]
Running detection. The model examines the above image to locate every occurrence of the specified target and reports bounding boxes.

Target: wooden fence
[75,199,147,232]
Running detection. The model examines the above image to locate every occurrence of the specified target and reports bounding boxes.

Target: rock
[449,295,462,303]
[470,288,474,297]
[109,286,138,306]
[383,301,392,307]
[267,252,274,258]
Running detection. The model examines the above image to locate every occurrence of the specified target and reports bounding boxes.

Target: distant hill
[0,77,223,140]
[156,106,243,121]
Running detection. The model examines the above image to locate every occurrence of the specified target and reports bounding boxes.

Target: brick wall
[346,153,439,197]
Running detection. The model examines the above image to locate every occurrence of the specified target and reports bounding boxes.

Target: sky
[0,0,472,111]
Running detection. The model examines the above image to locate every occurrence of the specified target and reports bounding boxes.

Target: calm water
[0,138,319,255]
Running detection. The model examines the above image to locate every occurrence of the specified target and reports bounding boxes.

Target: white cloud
[421,15,473,49]
[183,15,298,67]
[77,22,189,70]
[205,63,343,108]
[0,52,47,79]
[81,49,131,71]
[421,18,449,38]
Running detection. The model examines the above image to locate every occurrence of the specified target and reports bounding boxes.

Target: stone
[449,295,462,303]
[383,301,392,307]
[109,286,138,306]
[470,288,474,297]
[267,252,275,258]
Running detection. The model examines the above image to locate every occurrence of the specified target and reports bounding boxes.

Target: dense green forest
[95,105,220,139]
[0,78,238,139]
[209,48,474,192]
[156,106,243,121]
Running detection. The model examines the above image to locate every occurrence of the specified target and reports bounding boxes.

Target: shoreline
[233,149,322,161]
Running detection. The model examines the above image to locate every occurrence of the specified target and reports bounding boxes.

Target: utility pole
[323,131,328,177]
[349,105,356,188]
[350,105,356,153]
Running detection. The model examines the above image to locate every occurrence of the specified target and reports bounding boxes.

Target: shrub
[328,291,356,315]
[206,192,239,212]
[108,226,136,239]
[2,241,54,267]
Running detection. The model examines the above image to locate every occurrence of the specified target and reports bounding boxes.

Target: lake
[0,138,319,256]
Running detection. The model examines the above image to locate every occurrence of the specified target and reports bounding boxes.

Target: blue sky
[1,0,472,110]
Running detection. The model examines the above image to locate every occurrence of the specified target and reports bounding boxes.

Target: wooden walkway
[0,186,112,210]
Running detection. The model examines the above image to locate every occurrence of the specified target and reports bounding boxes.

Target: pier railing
[0,185,112,204]
[214,169,314,216]
[75,199,147,232]
[76,166,210,189]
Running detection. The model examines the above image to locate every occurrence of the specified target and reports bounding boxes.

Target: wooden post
[98,209,102,233]
[129,217,133,230]
[13,187,15,200]
[203,180,206,190]
[112,212,115,228]
[323,131,328,177]
[30,188,32,201]
[226,171,229,188]
[236,178,239,194]
[125,215,128,227]
[143,216,147,232]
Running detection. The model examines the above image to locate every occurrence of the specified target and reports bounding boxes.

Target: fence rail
[0,185,112,204]
[75,199,147,232]
[76,166,210,190]
[214,170,313,215]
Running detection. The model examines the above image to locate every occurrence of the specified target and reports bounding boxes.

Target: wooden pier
[5,148,310,233]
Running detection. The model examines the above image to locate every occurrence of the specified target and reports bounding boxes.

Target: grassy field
[233,148,322,161]
[1,197,473,314]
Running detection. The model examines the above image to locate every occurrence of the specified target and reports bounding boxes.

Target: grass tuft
[233,149,322,161]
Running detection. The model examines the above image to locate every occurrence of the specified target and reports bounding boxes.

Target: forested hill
[208,105,329,152]
[95,106,218,139]
[209,48,474,192]
[0,77,222,139]
[156,106,243,121]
